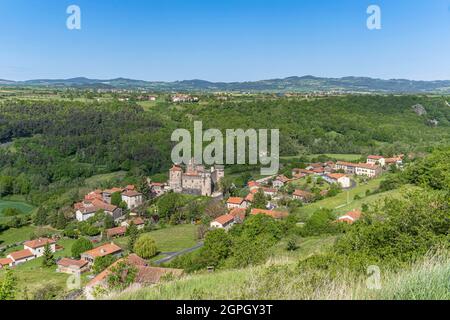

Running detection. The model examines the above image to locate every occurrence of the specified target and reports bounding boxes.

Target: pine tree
[55,212,67,230]
[42,243,54,267]
[33,208,48,226]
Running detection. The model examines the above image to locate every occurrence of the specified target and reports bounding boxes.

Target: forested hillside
[0,94,449,214]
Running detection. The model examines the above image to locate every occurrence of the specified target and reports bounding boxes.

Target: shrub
[71,237,93,258]
[134,234,158,259]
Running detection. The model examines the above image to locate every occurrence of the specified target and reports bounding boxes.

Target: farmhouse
[121,217,145,230]
[337,210,362,224]
[292,189,314,203]
[81,243,123,265]
[324,173,351,188]
[226,197,247,210]
[56,258,89,275]
[7,249,35,266]
[105,226,127,238]
[23,238,56,257]
[250,208,288,219]
[210,214,236,230]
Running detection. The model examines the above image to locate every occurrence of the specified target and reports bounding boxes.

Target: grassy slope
[0,238,90,298]
[294,177,384,217]
[114,224,198,261]
[0,200,35,223]
[115,251,450,300]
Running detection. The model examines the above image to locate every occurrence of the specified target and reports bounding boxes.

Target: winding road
[153,242,204,265]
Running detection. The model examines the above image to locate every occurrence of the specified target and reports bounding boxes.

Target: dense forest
[0,94,449,212]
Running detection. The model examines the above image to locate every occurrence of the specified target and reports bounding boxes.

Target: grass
[0,199,35,217]
[115,224,199,261]
[114,251,450,300]
[269,235,337,262]
[294,177,385,217]
[0,225,41,248]
[0,238,91,299]
[281,153,362,161]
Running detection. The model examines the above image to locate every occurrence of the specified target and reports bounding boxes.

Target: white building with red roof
[226,197,247,210]
[210,214,236,230]
[337,210,362,224]
[24,237,56,257]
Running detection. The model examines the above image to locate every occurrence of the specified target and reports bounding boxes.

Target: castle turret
[169,165,182,191]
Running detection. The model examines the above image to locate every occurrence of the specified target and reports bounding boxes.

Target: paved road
[153,242,204,265]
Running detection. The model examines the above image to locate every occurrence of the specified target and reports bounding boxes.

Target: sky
[0,0,450,82]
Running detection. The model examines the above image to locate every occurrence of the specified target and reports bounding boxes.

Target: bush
[71,237,93,258]
[92,255,117,274]
[134,234,158,259]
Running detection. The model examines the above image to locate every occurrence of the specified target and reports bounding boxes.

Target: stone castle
[169,158,224,196]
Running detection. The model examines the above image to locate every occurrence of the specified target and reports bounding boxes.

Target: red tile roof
[247,181,259,188]
[293,189,314,198]
[122,190,142,197]
[213,214,235,225]
[227,197,244,205]
[8,249,34,261]
[327,173,347,180]
[0,258,13,266]
[250,208,288,219]
[131,217,145,225]
[229,208,246,222]
[245,193,254,202]
[57,258,88,268]
[367,155,384,160]
[24,238,56,249]
[82,243,122,259]
[170,165,182,171]
[106,226,127,238]
[338,210,362,224]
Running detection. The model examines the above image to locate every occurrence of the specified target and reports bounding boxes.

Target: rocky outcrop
[412,104,427,116]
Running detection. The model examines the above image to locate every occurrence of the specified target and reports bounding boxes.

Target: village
[0,153,403,299]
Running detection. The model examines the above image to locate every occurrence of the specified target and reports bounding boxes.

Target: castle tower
[169,165,182,191]
[201,172,212,196]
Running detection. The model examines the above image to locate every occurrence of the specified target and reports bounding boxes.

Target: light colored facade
[7,249,35,266]
[226,197,247,210]
[169,159,224,196]
[210,214,236,230]
[23,238,56,257]
[325,174,351,188]
[121,190,143,209]
[367,155,386,167]
[335,162,381,178]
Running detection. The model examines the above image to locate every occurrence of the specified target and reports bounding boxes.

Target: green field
[0,238,89,299]
[294,177,385,217]
[281,153,362,161]
[115,224,199,260]
[0,199,35,216]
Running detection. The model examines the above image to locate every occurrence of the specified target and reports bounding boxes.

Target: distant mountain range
[2,76,450,93]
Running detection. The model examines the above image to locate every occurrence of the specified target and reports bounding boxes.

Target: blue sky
[1,0,450,81]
